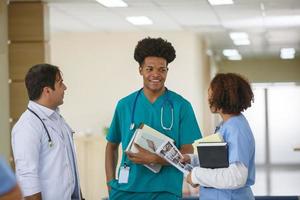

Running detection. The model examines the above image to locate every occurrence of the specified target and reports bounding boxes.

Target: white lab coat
[11,101,81,200]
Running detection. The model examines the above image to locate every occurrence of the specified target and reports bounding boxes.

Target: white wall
[50,31,210,136]
[0,0,10,159]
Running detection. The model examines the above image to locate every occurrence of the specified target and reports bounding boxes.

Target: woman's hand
[180,154,191,164]
[186,172,199,188]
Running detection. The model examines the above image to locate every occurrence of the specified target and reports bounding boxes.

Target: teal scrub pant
[109,189,180,200]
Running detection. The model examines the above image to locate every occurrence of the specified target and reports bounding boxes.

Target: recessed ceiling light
[95,0,128,8]
[280,48,295,59]
[230,32,248,40]
[228,55,242,60]
[126,16,153,25]
[233,39,250,46]
[281,48,295,55]
[223,49,239,57]
[208,0,234,6]
[230,32,250,46]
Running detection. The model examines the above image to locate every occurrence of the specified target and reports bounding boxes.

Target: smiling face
[139,56,168,95]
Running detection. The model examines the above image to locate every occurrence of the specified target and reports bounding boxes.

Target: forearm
[105,143,119,182]
[191,162,248,189]
[152,154,168,165]
[24,192,42,200]
[0,185,23,200]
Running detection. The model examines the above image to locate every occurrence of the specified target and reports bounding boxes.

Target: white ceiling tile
[46,0,300,58]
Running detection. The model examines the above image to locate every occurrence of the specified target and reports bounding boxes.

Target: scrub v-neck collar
[140,88,167,108]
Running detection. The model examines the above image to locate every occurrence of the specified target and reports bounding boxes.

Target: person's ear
[139,66,142,75]
[43,86,52,96]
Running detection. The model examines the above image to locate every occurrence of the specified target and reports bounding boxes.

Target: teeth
[151,80,160,82]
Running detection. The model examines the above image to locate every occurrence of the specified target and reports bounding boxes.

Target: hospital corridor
[0,0,300,200]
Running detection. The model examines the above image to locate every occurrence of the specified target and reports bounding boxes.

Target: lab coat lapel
[42,118,65,141]
[60,116,82,199]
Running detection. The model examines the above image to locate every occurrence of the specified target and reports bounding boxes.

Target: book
[155,140,193,176]
[196,142,229,168]
[126,124,174,173]
[193,132,224,144]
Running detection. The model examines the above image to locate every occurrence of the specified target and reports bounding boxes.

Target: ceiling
[45,0,300,60]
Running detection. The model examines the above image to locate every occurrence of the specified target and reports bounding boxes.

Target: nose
[151,68,162,77]
[63,83,67,90]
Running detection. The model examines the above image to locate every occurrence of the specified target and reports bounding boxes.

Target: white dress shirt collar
[28,100,60,118]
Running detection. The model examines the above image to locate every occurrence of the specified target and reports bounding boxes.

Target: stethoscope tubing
[130,88,174,131]
[27,107,53,147]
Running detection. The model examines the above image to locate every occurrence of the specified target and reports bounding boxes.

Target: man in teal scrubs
[105,37,202,200]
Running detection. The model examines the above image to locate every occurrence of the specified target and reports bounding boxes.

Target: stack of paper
[193,133,224,144]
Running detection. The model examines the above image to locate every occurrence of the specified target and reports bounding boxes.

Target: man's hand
[126,143,157,164]
[186,172,199,188]
[105,142,119,192]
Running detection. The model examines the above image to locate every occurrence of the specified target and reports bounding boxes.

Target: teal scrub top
[106,89,202,197]
[200,114,255,200]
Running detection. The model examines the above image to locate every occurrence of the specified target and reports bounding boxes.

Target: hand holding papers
[126,123,193,175]
[156,140,193,176]
[126,124,174,173]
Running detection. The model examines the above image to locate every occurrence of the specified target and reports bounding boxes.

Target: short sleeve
[0,157,17,195]
[225,125,251,167]
[106,102,122,144]
[178,102,202,147]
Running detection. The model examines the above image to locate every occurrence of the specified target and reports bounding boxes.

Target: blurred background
[0,0,300,199]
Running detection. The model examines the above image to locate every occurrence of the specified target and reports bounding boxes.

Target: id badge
[118,165,130,184]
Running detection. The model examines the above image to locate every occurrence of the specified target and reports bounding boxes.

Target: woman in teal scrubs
[105,37,202,200]
[185,73,255,200]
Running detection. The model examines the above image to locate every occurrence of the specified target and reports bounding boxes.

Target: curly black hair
[209,73,254,114]
[134,37,176,66]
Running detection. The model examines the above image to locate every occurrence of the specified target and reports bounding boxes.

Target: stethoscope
[129,88,174,131]
[27,107,53,147]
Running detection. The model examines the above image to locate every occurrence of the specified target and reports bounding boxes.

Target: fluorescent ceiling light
[280,48,295,59]
[281,48,295,55]
[228,55,242,60]
[208,0,234,6]
[280,54,295,59]
[223,49,239,57]
[230,32,248,40]
[95,0,128,7]
[230,32,250,46]
[126,16,153,25]
[233,39,250,46]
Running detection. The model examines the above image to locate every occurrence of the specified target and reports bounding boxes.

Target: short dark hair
[25,63,61,100]
[209,73,254,114]
[134,37,176,66]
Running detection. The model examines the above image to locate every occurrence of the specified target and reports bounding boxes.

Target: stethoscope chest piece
[130,123,135,131]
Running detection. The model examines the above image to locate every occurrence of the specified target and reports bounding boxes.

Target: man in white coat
[11,63,82,200]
